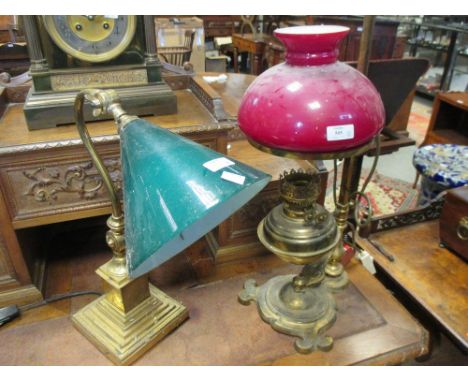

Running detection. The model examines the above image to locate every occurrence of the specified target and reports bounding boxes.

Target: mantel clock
[22,15,177,130]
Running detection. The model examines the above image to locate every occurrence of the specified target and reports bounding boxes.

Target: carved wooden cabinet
[207,140,328,265]
[0,76,234,305]
[0,73,321,305]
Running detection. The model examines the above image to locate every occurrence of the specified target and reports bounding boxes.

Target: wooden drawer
[0,130,227,229]
[205,27,234,38]
[0,146,121,229]
[233,36,265,54]
[440,187,468,261]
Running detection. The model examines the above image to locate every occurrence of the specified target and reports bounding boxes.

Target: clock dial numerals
[43,15,137,63]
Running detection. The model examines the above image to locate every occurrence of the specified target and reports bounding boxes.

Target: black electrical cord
[0,290,103,327]
[19,290,102,312]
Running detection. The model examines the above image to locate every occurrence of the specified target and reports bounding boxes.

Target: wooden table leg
[233,47,239,73]
[252,53,262,75]
[0,191,43,306]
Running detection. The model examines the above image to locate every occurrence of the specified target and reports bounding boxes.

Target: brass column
[324,16,376,289]
[143,16,163,83]
[143,15,160,64]
[324,156,361,289]
[22,16,48,73]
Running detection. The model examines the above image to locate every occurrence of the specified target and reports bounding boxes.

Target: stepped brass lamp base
[73,284,188,365]
[71,90,188,365]
[72,260,188,365]
[239,275,337,354]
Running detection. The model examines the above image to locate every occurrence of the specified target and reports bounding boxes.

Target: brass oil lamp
[236,25,385,353]
[239,169,340,352]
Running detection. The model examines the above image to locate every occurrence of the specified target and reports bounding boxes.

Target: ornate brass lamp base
[324,271,349,291]
[324,260,349,291]
[72,261,188,365]
[239,133,379,352]
[239,169,340,354]
[239,275,336,353]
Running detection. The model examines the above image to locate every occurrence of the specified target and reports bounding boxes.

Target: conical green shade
[121,118,271,278]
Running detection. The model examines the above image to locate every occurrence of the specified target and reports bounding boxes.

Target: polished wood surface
[0,234,429,365]
[0,90,218,147]
[357,220,468,350]
[199,72,256,118]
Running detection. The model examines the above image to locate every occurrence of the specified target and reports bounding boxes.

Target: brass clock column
[22,16,48,73]
[22,15,177,130]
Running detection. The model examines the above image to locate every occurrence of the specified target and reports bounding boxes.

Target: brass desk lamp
[72,89,270,364]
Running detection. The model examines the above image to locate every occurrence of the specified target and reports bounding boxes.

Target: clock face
[42,15,137,63]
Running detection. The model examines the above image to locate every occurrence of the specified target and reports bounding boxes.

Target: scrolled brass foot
[238,279,258,305]
[295,334,334,354]
[240,274,337,354]
[240,170,340,354]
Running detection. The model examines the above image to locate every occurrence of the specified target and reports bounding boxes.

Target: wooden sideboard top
[200,72,255,118]
[0,89,220,148]
[0,72,259,151]
[357,220,468,350]
[437,91,468,110]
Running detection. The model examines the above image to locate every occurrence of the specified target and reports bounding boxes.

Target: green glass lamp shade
[121,118,271,278]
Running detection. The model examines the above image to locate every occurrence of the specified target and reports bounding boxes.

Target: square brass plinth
[72,284,188,365]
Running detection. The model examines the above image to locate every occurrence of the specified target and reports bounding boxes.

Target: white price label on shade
[203,157,235,172]
[326,124,355,141]
[221,171,245,185]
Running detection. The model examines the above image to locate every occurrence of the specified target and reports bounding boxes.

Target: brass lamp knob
[457,217,468,240]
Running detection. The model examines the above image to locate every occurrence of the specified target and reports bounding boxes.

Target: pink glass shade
[238,25,385,154]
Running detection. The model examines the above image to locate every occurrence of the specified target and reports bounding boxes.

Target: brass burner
[239,169,339,353]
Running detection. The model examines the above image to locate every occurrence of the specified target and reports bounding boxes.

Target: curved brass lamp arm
[74,89,124,218]
[74,89,135,278]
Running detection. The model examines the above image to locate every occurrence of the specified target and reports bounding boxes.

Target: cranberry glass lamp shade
[238,25,385,157]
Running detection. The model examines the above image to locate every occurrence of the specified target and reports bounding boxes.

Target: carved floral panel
[1,157,121,221]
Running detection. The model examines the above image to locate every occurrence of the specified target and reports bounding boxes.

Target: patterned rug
[325,167,419,216]
[407,110,431,146]
[322,105,430,215]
